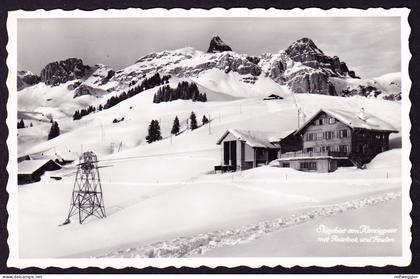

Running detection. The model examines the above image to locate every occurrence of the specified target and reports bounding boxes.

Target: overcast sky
[18,17,400,78]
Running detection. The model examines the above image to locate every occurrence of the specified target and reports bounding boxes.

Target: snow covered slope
[16,35,403,259]
[330,72,401,100]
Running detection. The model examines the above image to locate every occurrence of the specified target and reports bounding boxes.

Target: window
[323,131,335,140]
[338,129,348,138]
[315,146,322,153]
[319,118,324,125]
[300,161,317,170]
[339,145,349,153]
[282,163,290,168]
[375,134,382,140]
[329,118,336,124]
[321,146,331,152]
[306,147,314,153]
[306,133,316,141]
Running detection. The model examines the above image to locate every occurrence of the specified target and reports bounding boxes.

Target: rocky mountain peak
[285,37,324,61]
[207,36,232,53]
[17,70,41,91]
[40,58,90,86]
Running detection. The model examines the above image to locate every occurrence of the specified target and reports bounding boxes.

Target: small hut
[18,159,61,185]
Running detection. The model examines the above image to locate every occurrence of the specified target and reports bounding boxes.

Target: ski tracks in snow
[99,191,401,258]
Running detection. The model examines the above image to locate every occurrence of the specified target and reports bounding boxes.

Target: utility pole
[208,114,211,135]
[62,151,106,225]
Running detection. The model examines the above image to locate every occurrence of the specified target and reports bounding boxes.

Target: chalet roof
[18,159,60,175]
[294,108,398,135]
[217,129,291,148]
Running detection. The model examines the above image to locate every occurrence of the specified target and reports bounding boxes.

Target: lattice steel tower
[64,151,106,224]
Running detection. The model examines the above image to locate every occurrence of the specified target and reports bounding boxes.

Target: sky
[17,17,401,79]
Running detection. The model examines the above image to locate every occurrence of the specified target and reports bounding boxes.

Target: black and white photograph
[6,8,411,268]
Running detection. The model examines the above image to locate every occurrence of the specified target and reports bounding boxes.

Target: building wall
[351,130,391,162]
[243,143,254,162]
[302,113,352,153]
[281,158,333,173]
[220,133,257,170]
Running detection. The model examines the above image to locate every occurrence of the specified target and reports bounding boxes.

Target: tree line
[146,112,209,143]
[17,119,33,129]
[105,73,170,109]
[73,73,171,121]
[153,81,207,103]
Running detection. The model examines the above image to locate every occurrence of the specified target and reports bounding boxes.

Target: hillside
[16,35,403,258]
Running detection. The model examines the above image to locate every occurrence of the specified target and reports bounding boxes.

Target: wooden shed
[18,159,62,185]
[215,129,283,172]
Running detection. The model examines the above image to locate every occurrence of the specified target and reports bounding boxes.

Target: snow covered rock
[330,72,401,100]
[207,35,233,53]
[17,37,400,99]
[287,69,337,95]
[40,58,90,86]
[73,84,109,98]
[17,70,40,91]
[285,38,357,78]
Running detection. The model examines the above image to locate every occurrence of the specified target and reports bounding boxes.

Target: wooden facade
[278,109,398,172]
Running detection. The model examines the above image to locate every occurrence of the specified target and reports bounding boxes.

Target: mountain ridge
[17,36,400,100]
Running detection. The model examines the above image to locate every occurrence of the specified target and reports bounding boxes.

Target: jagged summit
[285,37,324,61]
[40,58,90,86]
[207,36,232,53]
[285,37,358,79]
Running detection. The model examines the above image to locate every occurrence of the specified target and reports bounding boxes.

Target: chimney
[358,107,367,121]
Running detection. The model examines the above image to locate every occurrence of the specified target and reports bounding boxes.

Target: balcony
[279,151,349,159]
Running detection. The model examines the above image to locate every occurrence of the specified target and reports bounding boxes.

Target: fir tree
[154,120,162,141]
[202,115,209,125]
[30,123,33,127]
[73,110,81,120]
[98,104,103,111]
[171,116,180,135]
[146,120,162,143]
[48,121,60,140]
[190,111,198,130]
[17,119,25,129]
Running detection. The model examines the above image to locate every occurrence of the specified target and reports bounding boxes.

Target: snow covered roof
[18,159,59,175]
[295,109,398,135]
[217,129,291,148]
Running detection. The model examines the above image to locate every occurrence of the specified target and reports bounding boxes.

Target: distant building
[263,94,284,101]
[18,159,61,185]
[277,108,398,172]
[215,129,287,172]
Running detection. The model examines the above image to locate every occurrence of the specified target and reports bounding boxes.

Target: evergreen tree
[18,119,25,129]
[73,110,81,120]
[98,104,103,111]
[48,121,60,140]
[30,123,33,127]
[154,120,162,141]
[202,115,209,125]
[190,111,198,130]
[171,116,180,135]
[146,120,162,143]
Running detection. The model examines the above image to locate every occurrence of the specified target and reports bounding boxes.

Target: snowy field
[17,70,403,258]
[18,149,401,258]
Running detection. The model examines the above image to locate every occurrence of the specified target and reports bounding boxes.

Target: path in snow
[99,191,401,258]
